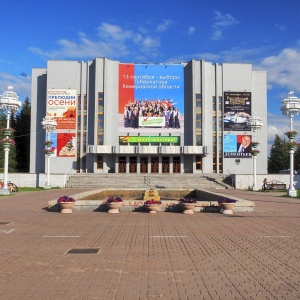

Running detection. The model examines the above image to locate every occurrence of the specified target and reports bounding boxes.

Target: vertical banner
[224,134,252,158]
[223,92,251,131]
[47,89,77,129]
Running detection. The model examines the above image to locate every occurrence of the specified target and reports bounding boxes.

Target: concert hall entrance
[140,156,148,173]
[117,155,182,174]
[118,156,126,173]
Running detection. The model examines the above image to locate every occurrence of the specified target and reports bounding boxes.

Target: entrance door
[140,156,148,173]
[118,157,126,173]
[129,156,137,173]
[173,157,181,173]
[162,157,170,173]
[151,157,159,173]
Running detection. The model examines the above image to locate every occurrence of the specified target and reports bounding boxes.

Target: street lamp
[0,86,21,195]
[41,116,57,189]
[247,114,263,191]
[281,91,300,197]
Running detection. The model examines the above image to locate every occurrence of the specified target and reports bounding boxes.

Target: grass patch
[18,187,61,192]
[18,187,45,192]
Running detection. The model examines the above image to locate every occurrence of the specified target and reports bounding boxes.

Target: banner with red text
[47,89,77,129]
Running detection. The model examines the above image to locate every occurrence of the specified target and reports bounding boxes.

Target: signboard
[47,89,76,129]
[118,64,184,133]
[224,134,252,158]
[223,92,251,131]
[119,136,179,144]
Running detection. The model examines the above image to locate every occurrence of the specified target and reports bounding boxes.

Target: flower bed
[179,198,196,203]
[57,195,75,203]
[144,199,162,205]
[106,196,123,204]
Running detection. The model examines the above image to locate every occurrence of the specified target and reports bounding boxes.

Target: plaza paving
[0,188,300,299]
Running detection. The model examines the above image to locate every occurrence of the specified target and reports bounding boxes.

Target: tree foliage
[268,134,300,173]
[0,97,31,173]
[268,135,289,173]
[14,97,31,172]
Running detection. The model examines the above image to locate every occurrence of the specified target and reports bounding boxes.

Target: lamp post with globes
[247,114,263,191]
[41,116,57,189]
[0,86,21,195]
[280,91,300,197]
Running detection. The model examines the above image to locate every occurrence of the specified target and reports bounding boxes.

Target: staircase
[65,173,232,190]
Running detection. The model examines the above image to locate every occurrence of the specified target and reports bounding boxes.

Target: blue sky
[1,0,300,150]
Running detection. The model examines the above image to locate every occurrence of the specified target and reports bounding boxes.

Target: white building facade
[30,58,267,175]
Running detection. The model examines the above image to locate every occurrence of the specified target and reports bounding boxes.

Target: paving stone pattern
[0,188,300,299]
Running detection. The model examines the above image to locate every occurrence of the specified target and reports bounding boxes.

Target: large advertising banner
[47,89,77,129]
[223,92,251,131]
[118,64,184,133]
[224,134,252,158]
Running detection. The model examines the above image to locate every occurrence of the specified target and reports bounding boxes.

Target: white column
[253,156,258,191]
[2,147,10,194]
[45,155,51,188]
[289,149,296,196]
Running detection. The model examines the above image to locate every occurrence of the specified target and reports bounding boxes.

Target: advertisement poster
[224,134,252,158]
[118,64,184,134]
[47,89,77,129]
[57,133,76,157]
[223,92,251,131]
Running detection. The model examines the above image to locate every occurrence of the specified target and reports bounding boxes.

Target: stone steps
[66,174,231,190]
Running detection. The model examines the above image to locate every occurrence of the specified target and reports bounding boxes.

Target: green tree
[293,138,300,172]
[13,97,31,172]
[268,135,289,173]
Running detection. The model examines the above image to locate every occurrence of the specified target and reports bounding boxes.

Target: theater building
[30,58,267,175]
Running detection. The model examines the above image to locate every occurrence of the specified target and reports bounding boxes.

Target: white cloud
[260,46,300,93]
[211,11,239,41]
[28,22,161,61]
[0,72,31,100]
[156,19,174,32]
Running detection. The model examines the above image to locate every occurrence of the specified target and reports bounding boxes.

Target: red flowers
[179,198,196,203]
[57,196,75,203]
[106,197,123,203]
[144,199,162,205]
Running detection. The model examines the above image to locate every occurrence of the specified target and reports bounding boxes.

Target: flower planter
[3,130,13,137]
[3,142,11,148]
[44,150,53,156]
[60,202,75,214]
[285,131,297,140]
[219,203,235,215]
[180,203,196,214]
[106,202,123,213]
[144,203,161,214]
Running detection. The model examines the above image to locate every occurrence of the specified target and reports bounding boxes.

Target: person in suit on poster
[237,135,251,153]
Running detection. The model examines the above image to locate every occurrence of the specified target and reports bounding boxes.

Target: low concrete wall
[233,174,300,190]
[0,173,68,188]
[195,189,254,212]
[48,188,254,213]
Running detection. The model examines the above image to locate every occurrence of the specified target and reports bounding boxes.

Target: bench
[265,181,286,192]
